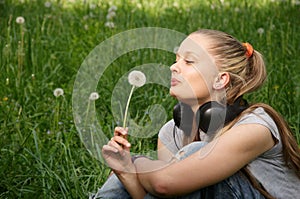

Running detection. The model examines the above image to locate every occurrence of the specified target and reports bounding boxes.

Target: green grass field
[0,0,299,198]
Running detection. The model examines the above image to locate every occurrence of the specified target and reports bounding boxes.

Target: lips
[171,77,180,86]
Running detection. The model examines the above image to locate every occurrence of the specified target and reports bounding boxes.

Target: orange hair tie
[242,42,254,58]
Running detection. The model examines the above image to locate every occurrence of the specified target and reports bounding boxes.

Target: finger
[102,144,118,153]
[113,135,131,148]
[109,138,126,152]
[114,127,128,137]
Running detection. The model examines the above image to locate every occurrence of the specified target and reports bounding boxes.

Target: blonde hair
[195,29,266,104]
[195,29,300,198]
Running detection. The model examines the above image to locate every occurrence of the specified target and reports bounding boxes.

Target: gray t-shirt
[158,107,300,198]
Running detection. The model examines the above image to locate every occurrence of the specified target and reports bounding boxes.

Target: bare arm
[102,127,179,198]
[134,124,275,197]
[157,139,176,162]
[102,127,147,199]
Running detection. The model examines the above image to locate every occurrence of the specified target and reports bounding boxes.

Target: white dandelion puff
[123,70,146,128]
[89,92,99,101]
[108,5,117,12]
[53,88,64,97]
[16,16,25,24]
[104,21,115,28]
[44,1,51,8]
[257,28,265,35]
[128,70,146,87]
[106,11,116,20]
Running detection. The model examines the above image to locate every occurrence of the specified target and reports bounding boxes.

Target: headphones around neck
[173,96,249,135]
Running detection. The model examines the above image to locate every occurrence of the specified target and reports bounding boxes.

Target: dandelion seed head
[89,92,99,100]
[105,21,115,28]
[16,16,25,24]
[44,1,51,8]
[106,11,116,20]
[257,28,264,35]
[53,88,64,97]
[108,5,117,12]
[128,70,146,87]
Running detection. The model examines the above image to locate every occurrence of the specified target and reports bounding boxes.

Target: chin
[169,90,176,97]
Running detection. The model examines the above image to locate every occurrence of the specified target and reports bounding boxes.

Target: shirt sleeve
[234,107,282,157]
[234,107,280,141]
[158,120,181,155]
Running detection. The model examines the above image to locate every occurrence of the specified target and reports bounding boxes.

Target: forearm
[116,169,147,199]
[134,158,172,195]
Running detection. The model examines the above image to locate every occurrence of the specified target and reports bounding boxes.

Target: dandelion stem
[84,100,91,127]
[123,85,135,128]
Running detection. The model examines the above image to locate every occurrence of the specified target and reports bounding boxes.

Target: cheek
[190,78,210,98]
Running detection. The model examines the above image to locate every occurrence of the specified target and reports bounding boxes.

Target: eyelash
[185,60,194,64]
[173,60,194,64]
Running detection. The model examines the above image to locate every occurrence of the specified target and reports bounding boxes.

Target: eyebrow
[176,51,201,60]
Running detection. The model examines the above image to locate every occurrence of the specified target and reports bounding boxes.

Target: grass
[0,0,299,198]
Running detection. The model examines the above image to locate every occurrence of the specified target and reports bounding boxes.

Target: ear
[213,72,230,90]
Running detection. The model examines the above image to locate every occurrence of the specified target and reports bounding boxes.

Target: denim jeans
[90,141,265,199]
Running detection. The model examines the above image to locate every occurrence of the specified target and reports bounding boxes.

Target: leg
[90,173,131,199]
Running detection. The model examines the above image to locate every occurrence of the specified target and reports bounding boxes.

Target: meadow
[0,0,299,198]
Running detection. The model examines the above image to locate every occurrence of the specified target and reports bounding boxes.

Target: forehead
[177,34,212,58]
[178,34,218,74]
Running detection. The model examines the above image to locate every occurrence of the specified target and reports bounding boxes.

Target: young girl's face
[169,34,219,106]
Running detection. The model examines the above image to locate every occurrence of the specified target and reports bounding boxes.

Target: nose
[170,61,180,73]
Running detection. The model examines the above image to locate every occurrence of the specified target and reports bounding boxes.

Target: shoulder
[158,120,184,155]
[234,107,280,141]
[158,120,175,138]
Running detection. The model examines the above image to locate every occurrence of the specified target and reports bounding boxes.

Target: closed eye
[185,60,194,64]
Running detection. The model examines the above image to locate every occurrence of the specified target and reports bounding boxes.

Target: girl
[96,29,300,199]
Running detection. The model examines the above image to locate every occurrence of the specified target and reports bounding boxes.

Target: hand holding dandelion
[123,70,146,128]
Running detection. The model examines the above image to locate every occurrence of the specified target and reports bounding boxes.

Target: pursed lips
[171,77,181,86]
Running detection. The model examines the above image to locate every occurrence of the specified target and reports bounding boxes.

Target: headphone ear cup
[174,97,249,135]
[173,103,181,129]
[173,103,194,135]
[198,101,226,133]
